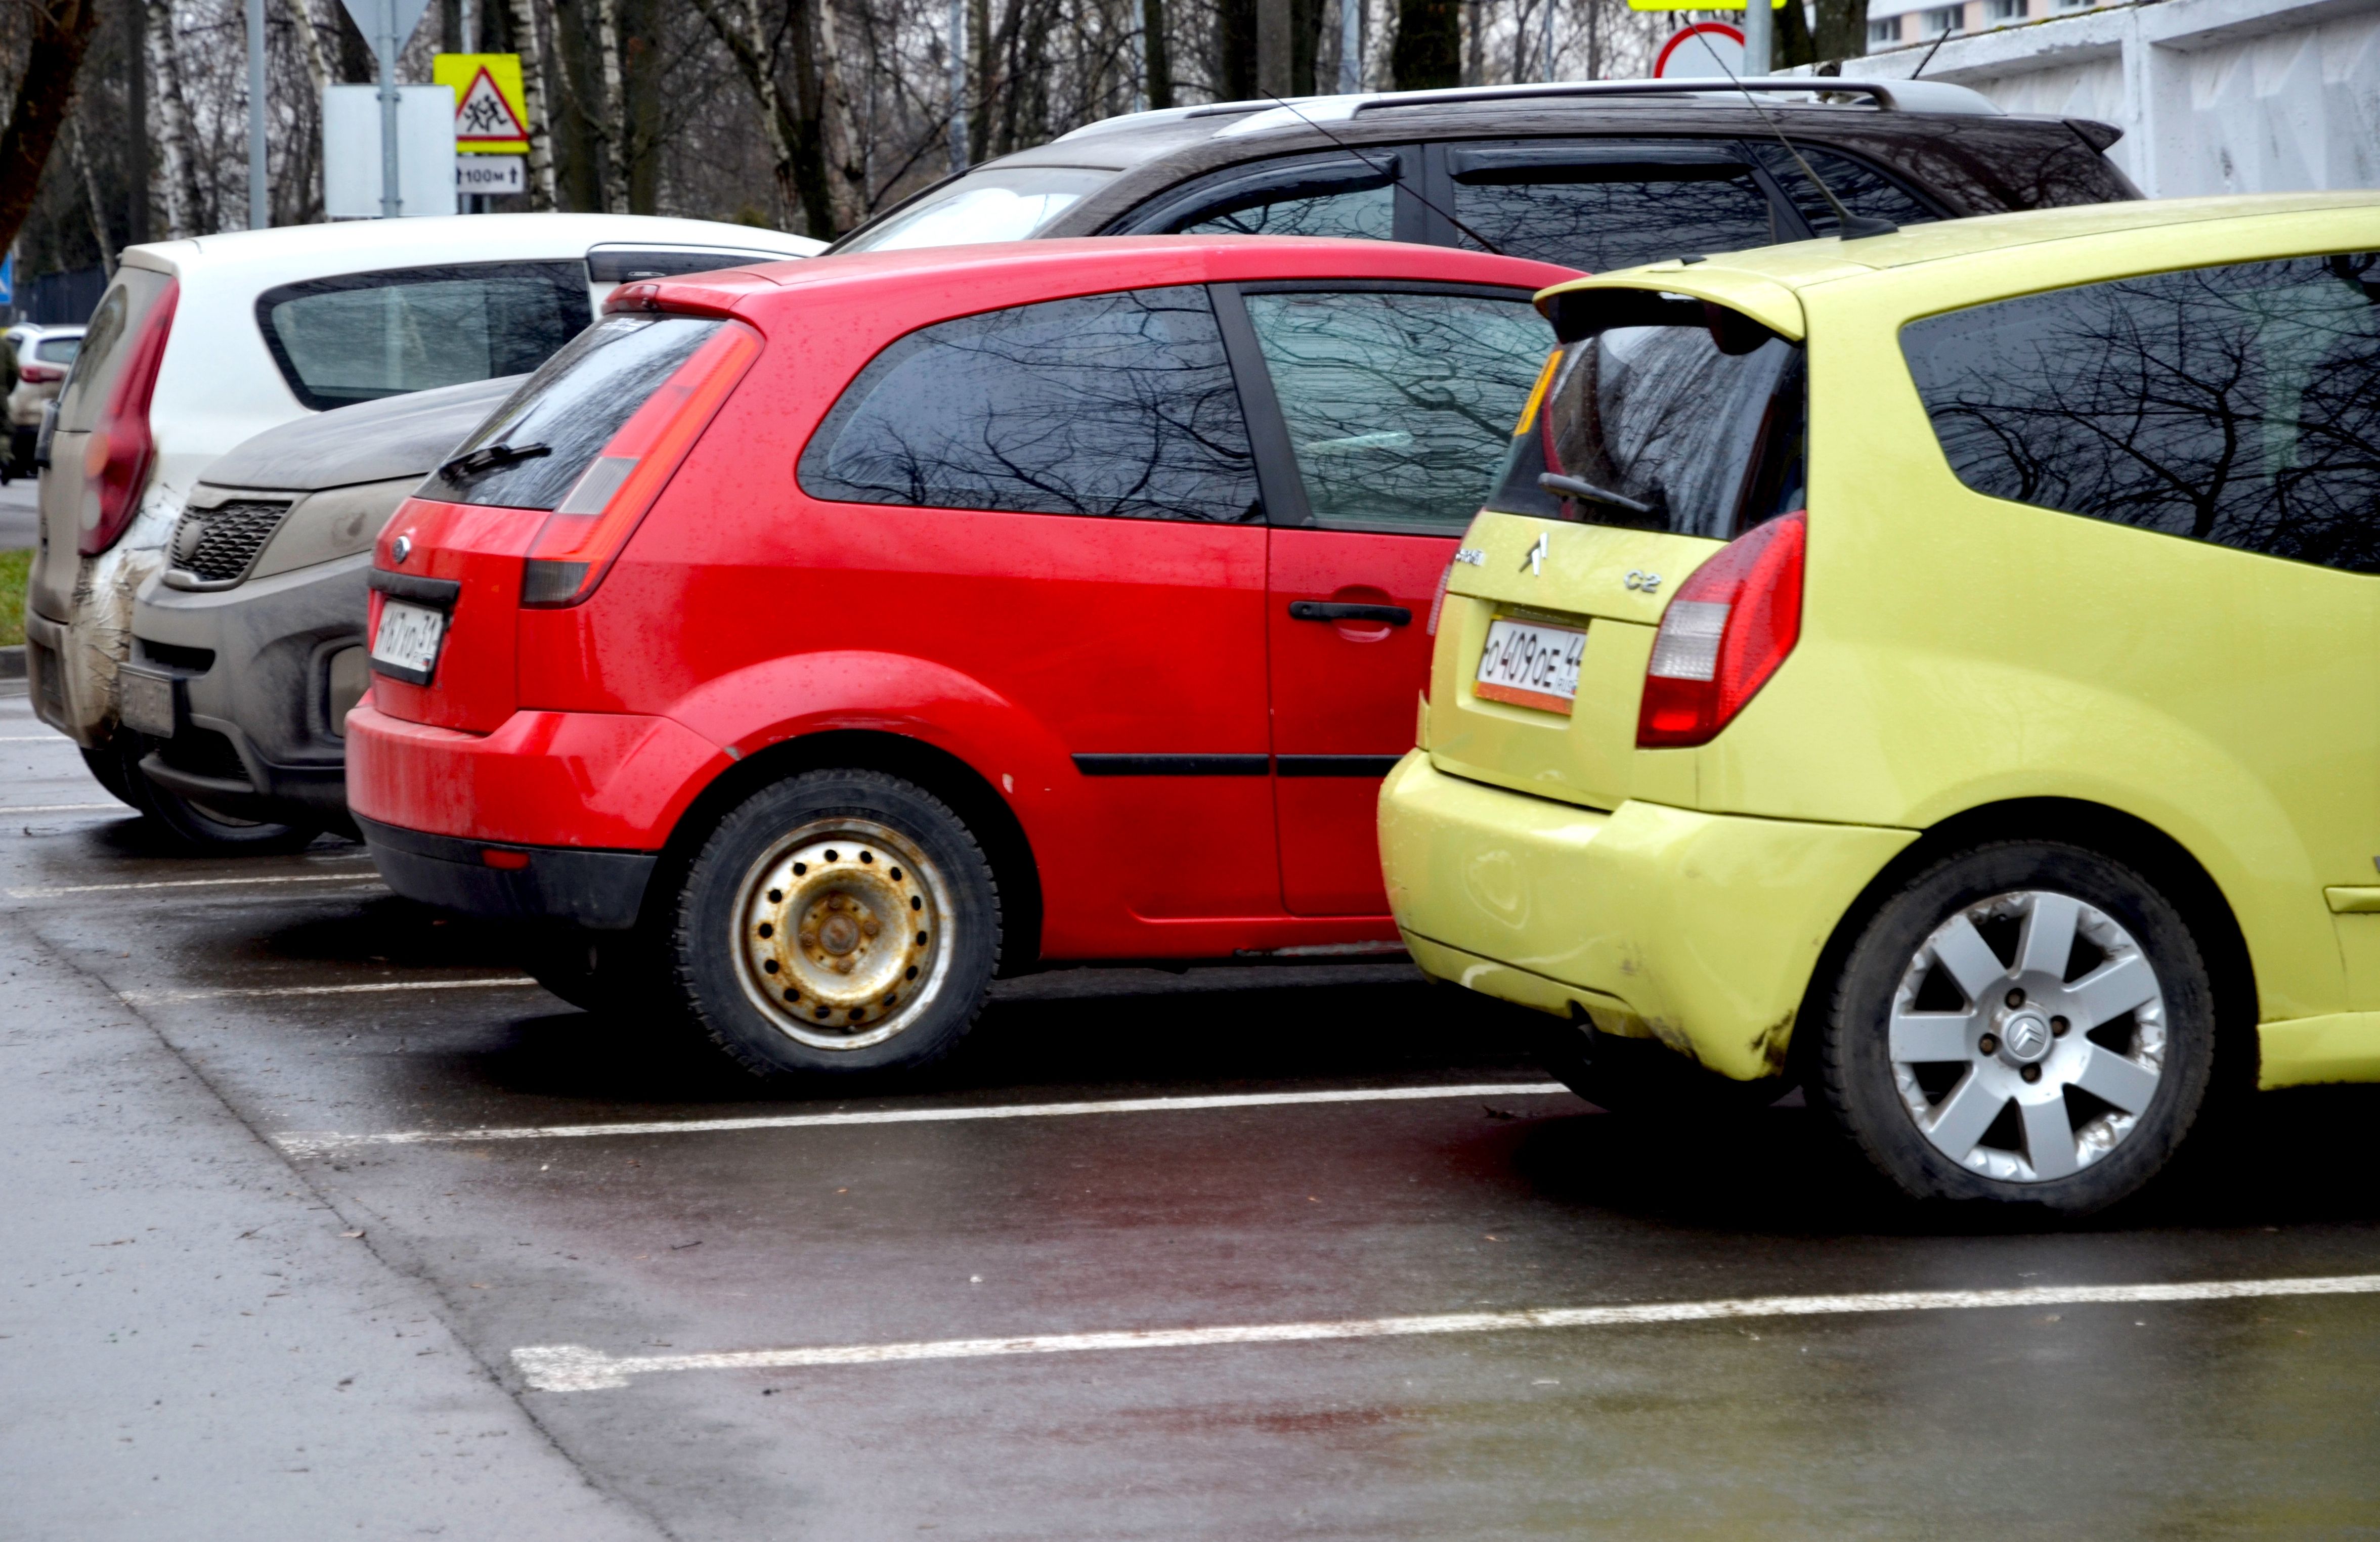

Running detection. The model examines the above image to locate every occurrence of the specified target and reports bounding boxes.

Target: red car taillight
[80,281,179,557]
[519,320,761,607]
[18,362,62,384]
[1636,511,1805,750]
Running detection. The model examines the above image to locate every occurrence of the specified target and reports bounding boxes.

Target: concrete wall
[1831,0,2380,195]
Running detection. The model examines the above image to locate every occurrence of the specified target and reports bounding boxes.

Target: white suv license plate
[371,600,447,680]
[1475,616,1586,716]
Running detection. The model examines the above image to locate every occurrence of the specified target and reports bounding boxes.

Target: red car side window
[797,285,1260,524]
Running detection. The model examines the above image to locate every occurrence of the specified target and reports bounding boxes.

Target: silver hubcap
[732,818,953,1051]
[1890,890,2166,1183]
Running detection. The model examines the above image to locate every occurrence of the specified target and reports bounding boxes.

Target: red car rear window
[425,314,723,509]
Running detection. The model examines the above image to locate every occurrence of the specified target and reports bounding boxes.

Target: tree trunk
[1811,0,1868,65]
[1392,0,1457,90]
[813,0,867,231]
[1463,0,1480,85]
[1217,0,1254,99]
[0,1,104,262]
[1776,0,1818,68]
[142,0,198,237]
[1140,0,1169,109]
[281,0,330,103]
[68,111,113,276]
[1290,0,1322,94]
[621,0,660,214]
[504,0,559,208]
[591,0,628,211]
[686,0,802,226]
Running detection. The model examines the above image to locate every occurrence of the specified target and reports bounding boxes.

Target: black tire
[670,769,1001,1080]
[520,923,667,1017]
[1531,1009,1791,1117]
[79,744,139,808]
[1816,839,2217,1215]
[119,739,320,853]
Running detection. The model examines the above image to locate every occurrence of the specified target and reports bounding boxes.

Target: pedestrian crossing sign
[433,53,530,154]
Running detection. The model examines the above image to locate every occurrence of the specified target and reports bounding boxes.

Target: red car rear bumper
[345,699,726,850]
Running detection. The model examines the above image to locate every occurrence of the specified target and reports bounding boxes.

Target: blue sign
[0,254,15,310]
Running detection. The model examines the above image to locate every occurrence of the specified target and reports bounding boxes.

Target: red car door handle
[1288,600,1411,626]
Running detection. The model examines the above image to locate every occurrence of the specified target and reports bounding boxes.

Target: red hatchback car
[350,237,1574,1077]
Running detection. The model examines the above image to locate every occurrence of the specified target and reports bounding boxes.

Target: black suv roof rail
[1055,76,2001,144]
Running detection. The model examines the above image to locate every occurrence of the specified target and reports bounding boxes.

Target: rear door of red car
[1213,281,1556,916]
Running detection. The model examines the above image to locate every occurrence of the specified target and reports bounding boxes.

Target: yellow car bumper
[1379,751,1917,1082]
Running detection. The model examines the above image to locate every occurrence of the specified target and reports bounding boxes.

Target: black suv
[832,78,2136,269]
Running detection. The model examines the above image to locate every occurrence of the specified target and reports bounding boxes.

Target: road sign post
[339,0,435,217]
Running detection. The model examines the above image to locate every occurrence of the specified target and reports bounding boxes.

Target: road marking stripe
[10,871,384,896]
[0,802,123,813]
[0,734,77,741]
[512,1273,2380,1391]
[125,975,539,1004]
[273,1081,1575,1156]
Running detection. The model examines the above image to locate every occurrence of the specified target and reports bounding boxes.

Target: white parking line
[0,734,76,741]
[273,1081,1576,1157]
[125,975,539,1004]
[0,803,123,813]
[512,1272,2380,1391]
[10,870,385,896]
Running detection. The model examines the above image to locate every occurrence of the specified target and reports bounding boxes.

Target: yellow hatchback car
[1381,192,2380,1212]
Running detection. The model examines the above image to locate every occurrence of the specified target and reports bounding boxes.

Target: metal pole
[246,0,268,228]
[378,0,402,216]
[1337,0,1360,92]
[1742,0,1772,75]
[947,0,966,173]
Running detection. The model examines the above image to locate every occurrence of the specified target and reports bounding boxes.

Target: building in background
[1839,0,2377,196]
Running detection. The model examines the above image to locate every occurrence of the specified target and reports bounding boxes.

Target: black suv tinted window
[1139,151,1403,241]
[801,286,1258,522]
[1905,253,2380,572]
[257,261,588,411]
[1449,145,1778,270]
[1749,143,1939,236]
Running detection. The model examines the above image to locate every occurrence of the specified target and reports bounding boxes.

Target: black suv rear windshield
[1485,311,1805,539]
[422,314,723,509]
[833,166,1119,253]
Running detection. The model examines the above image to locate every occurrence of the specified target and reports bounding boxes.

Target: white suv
[27,213,820,805]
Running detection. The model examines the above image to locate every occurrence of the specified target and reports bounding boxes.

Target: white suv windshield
[834,167,1117,253]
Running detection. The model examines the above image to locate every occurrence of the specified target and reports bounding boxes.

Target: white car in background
[7,324,83,477]
[27,213,821,822]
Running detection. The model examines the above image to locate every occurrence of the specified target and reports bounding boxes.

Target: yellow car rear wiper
[1540,472,1654,517]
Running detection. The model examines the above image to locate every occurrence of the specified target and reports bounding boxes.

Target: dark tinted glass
[257,262,588,411]
[800,286,1258,522]
[425,315,722,509]
[1181,183,1395,240]
[1904,254,2380,572]
[1749,143,1939,236]
[1451,163,1778,270]
[1487,326,1805,539]
[1246,290,1549,533]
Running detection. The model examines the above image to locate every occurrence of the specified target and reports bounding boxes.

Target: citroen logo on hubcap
[2002,1013,2052,1063]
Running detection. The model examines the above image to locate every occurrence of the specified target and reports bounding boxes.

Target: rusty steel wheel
[674,769,1000,1080]
[732,818,952,1051]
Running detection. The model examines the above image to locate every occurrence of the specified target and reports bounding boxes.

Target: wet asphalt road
[3,684,2377,1539]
